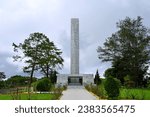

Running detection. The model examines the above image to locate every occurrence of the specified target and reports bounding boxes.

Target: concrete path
[60,86,98,100]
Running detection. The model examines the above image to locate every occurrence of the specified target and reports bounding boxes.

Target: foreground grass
[0,93,56,100]
[85,84,150,100]
[119,88,150,100]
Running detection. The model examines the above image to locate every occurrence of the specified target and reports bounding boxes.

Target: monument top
[71,18,79,20]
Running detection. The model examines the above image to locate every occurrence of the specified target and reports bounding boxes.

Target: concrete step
[68,83,82,86]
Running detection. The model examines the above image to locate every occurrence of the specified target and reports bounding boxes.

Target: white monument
[71,18,79,74]
[57,18,94,86]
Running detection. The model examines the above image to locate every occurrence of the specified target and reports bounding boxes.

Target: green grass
[0,93,56,100]
[119,88,150,100]
[85,83,150,100]
[0,94,12,100]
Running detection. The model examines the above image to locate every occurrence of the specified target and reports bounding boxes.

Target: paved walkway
[60,86,98,100]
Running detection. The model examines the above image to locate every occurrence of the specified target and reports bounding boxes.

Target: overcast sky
[0,0,150,78]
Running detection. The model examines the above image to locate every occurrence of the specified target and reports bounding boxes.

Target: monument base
[56,74,94,86]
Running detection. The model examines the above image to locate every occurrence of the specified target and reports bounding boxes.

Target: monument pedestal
[57,74,94,86]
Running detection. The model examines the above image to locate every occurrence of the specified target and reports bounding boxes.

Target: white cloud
[6,57,25,73]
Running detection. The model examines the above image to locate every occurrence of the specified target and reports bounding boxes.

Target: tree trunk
[46,65,49,78]
[28,64,35,100]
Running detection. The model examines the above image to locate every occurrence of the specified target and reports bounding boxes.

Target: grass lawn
[0,93,56,100]
[120,88,150,100]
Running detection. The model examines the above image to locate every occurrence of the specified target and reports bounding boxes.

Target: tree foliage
[104,68,116,78]
[0,72,6,89]
[36,78,52,92]
[6,75,37,88]
[104,76,120,99]
[0,81,6,89]
[98,16,150,87]
[13,32,63,85]
[0,72,6,80]
[13,32,63,99]
[50,70,57,84]
[38,38,63,78]
[94,70,101,85]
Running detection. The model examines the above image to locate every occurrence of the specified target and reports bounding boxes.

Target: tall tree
[97,16,150,87]
[13,33,45,96]
[38,40,63,78]
[13,32,63,98]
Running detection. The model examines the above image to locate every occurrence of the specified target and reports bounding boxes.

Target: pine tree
[94,70,101,85]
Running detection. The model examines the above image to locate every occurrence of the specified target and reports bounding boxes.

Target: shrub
[62,85,67,90]
[0,81,6,89]
[50,70,57,84]
[124,75,135,88]
[104,76,120,99]
[98,84,107,99]
[114,78,121,88]
[31,81,38,91]
[85,83,107,99]
[91,85,98,95]
[36,78,52,92]
[51,85,63,100]
[126,81,135,88]
[147,80,150,89]
[85,84,91,91]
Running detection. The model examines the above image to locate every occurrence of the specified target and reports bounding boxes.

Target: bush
[51,85,64,100]
[104,76,120,99]
[125,80,135,88]
[114,78,121,88]
[0,81,6,89]
[50,70,57,84]
[124,75,135,88]
[98,84,107,99]
[36,78,52,92]
[85,83,107,99]
[85,84,91,91]
[147,80,150,89]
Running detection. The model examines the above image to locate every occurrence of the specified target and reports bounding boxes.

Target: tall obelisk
[56,18,94,86]
[71,18,79,74]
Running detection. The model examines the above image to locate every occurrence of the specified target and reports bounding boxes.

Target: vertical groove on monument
[71,18,79,74]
